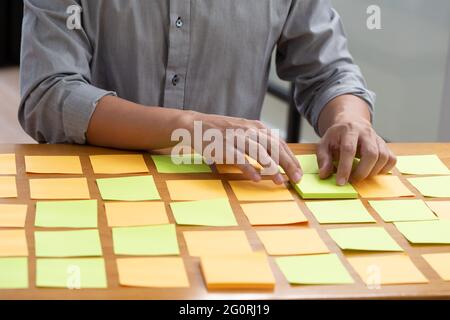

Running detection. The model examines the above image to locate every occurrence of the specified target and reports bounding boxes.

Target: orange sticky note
[256,228,329,256]
[105,202,169,227]
[25,156,82,174]
[347,253,428,285]
[0,230,28,257]
[241,201,307,225]
[0,204,27,227]
[29,178,90,200]
[0,154,16,174]
[166,180,227,200]
[0,176,17,198]
[117,257,189,288]
[422,253,450,281]
[353,175,414,198]
[228,180,293,201]
[89,154,149,174]
[426,201,450,219]
[183,230,253,257]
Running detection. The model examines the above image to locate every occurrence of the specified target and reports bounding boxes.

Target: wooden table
[1,143,450,300]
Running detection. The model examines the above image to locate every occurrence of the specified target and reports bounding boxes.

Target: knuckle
[341,143,356,154]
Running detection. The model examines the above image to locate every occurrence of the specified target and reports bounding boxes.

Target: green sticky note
[306,199,375,224]
[275,254,353,285]
[328,227,403,252]
[279,154,320,174]
[369,199,438,222]
[396,155,450,175]
[394,220,450,244]
[408,176,450,198]
[36,258,107,288]
[35,200,97,228]
[97,175,161,201]
[170,198,237,226]
[0,257,28,289]
[112,224,179,255]
[152,154,212,173]
[293,174,358,199]
[35,230,102,257]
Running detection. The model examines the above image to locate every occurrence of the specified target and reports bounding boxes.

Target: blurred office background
[1,0,449,144]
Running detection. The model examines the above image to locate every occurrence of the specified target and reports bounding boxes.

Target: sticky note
[408,176,450,198]
[183,230,252,257]
[328,227,402,252]
[25,156,82,174]
[29,178,90,200]
[112,224,179,256]
[241,201,307,225]
[36,258,107,288]
[396,155,450,175]
[0,176,17,198]
[166,180,227,200]
[35,230,102,257]
[306,200,375,224]
[105,202,169,227]
[0,204,27,227]
[394,220,450,244]
[89,154,149,174]
[279,154,320,174]
[0,230,28,257]
[256,228,329,255]
[293,174,358,199]
[353,175,414,198]
[422,253,450,281]
[200,252,275,290]
[347,253,428,285]
[276,254,354,285]
[117,257,189,288]
[97,175,160,201]
[152,154,211,173]
[35,200,97,228]
[368,199,438,222]
[0,258,28,289]
[228,180,293,201]
[0,154,16,174]
[426,201,450,219]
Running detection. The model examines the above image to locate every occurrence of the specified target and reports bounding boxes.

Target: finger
[336,132,359,185]
[380,148,397,174]
[264,134,302,183]
[368,137,389,177]
[350,137,379,183]
[235,149,261,182]
[317,135,334,179]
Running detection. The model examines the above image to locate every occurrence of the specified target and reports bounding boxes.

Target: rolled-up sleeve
[19,0,115,144]
[276,0,376,135]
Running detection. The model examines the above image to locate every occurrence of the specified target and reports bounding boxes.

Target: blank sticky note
[408,176,450,198]
[328,227,402,252]
[353,175,414,198]
[97,175,160,201]
[368,199,438,222]
[0,230,28,257]
[396,155,450,175]
[228,180,293,201]
[293,174,358,199]
[35,200,97,228]
[426,201,450,219]
[347,253,428,285]
[36,258,107,288]
[279,154,320,175]
[0,258,28,289]
[112,224,179,256]
[200,252,275,290]
[0,204,27,227]
[306,200,375,224]
[256,228,329,256]
[0,176,17,198]
[29,178,90,200]
[166,180,227,200]
[89,154,149,174]
[276,254,354,285]
[35,230,102,257]
[105,202,169,227]
[25,156,82,174]
[183,230,252,257]
[422,253,450,281]
[394,220,450,244]
[241,201,307,225]
[152,154,211,173]
[117,257,189,288]
[0,154,16,174]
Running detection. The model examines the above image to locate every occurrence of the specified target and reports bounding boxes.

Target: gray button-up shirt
[19,0,375,144]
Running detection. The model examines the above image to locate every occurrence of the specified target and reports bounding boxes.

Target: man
[19,0,396,185]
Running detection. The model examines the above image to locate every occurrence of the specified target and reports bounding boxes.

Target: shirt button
[172,74,180,86]
[175,17,183,28]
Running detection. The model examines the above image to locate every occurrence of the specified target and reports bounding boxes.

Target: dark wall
[0,0,24,66]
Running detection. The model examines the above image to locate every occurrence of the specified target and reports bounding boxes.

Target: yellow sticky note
[396,155,450,175]
[105,202,169,227]
[89,154,149,174]
[228,180,293,201]
[117,257,189,288]
[0,230,28,257]
[347,253,428,285]
[25,156,82,174]
[353,175,414,198]
[0,204,27,227]
[256,228,329,256]
[183,230,253,257]
[29,178,90,200]
[166,180,227,200]
[422,253,450,281]
[426,201,450,219]
[241,201,307,225]
[408,176,450,198]
[0,154,16,174]
[0,176,17,198]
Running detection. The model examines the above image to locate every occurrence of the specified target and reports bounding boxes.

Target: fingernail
[293,171,302,183]
[337,177,346,186]
[253,173,261,182]
[274,174,284,184]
